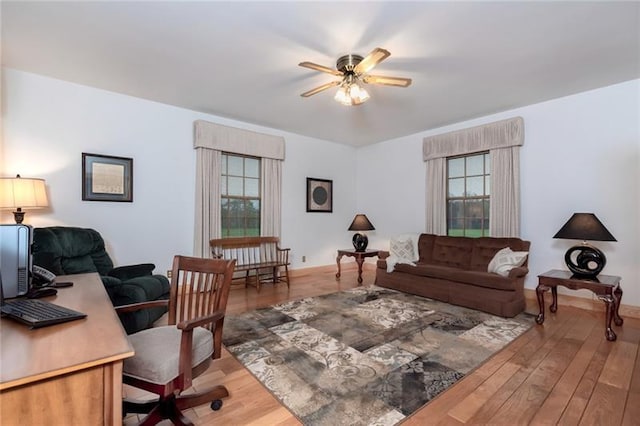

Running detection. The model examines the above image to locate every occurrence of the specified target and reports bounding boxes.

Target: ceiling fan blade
[362,74,412,87]
[354,48,390,74]
[299,61,343,76]
[300,80,341,97]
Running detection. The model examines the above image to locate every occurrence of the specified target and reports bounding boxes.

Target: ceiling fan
[299,47,412,106]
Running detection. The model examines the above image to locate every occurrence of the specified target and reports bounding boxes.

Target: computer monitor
[0,224,33,298]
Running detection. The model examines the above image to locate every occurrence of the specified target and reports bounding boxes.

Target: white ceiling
[2,1,639,147]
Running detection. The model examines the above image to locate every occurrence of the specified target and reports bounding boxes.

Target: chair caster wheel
[211,399,223,411]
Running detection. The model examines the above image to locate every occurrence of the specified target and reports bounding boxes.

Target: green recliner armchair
[32,226,170,334]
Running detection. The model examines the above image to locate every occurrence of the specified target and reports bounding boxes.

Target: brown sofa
[375,233,530,317]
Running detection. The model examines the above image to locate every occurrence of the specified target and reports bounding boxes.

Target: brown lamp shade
[348,214,375,231]
[553,213,616,242]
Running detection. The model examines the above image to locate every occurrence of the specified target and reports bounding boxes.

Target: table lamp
[0,175,49,224]
[348,214,375,252]
[553,213,616,278]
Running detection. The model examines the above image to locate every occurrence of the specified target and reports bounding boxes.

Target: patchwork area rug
[222,286,534,425]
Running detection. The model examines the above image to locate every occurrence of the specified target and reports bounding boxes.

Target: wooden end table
[536,269,623,341]
[336,249,380,285]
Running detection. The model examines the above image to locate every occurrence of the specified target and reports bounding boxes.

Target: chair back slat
[168,256,236,331]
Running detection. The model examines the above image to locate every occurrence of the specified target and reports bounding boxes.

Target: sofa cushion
[417,234,437,263]
[488,247,529,277]
[470,237,531,271]
[394,263,517,291]
[431,236,473,269]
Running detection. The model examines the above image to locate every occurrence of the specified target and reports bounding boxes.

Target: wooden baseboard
[524,288,640,320]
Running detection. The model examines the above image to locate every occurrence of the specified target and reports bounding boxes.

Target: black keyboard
[1,299,87,328]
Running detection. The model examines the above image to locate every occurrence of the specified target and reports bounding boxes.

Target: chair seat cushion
[124,326,214,385]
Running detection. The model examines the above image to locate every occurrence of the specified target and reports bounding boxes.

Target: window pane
[221,155,227,175]
[447,200,464,236]
[466,154,484,176]
[228,177,243,196]
[466,176,484,196]
[245,158,259,178]
[485,176,491,196]
[247,218,260,236]
[448,158,464,178]
[220,176,227,196]
[245,177,259,197]
[448,178,464,197]
[247,199,260,217]
[228,156,243,176]
[485,153,490,172]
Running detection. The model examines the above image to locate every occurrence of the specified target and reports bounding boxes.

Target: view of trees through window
[221,153,260,237]
[447,152,490,237]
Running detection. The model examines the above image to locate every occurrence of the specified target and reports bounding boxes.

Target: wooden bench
[209,236,290,292]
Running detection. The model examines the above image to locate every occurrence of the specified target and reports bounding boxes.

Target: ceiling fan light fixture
[334,75,370,106]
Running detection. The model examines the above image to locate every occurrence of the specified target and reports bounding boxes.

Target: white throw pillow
[390,239,414,261]
[386,236,418,273]
[488,247,529,277]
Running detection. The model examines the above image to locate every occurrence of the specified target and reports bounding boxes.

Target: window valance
[194,120,285,160]
[423,117,524,161]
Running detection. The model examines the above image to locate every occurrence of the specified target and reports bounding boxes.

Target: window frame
[220,152,261,238]
[446,151,490,238]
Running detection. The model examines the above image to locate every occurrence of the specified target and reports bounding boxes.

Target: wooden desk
[536,269,623,341]
[336,248,380,284]
[0,273,134,425]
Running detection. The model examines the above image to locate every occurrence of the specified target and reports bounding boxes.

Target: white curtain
[194,149,221,257]
[425,157,447,235]
[260,158,282,238]
[423,117,524,237]
[490,147,520,237]
[193,120,285,257]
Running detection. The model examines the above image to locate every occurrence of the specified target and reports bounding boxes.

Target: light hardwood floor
[125,265,640,425]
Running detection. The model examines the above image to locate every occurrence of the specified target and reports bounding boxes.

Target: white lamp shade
[0,176,49,209]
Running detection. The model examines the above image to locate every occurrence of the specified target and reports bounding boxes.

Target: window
[447,152,490,237]
[220,153,260,237]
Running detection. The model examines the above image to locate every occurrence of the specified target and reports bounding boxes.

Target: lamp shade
[553,213,616,242]
[1,175,49,223]
[348,214,375,231]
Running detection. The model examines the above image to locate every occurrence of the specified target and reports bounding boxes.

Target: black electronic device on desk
[0,270,85,329]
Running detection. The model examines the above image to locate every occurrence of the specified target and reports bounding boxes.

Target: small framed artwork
[306,177,333,213]
[82,153,133,202]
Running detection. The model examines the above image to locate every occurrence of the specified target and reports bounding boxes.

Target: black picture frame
[306,177,333,213]
[82,153,133,202]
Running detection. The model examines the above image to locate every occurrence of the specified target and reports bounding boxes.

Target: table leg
[355,255,364,285]
[613,286,624,326]
[536,285,547,324]
[336,253,344,280]
[599,295,617,341]
[550,286,558,313]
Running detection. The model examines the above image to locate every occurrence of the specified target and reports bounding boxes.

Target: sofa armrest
[378,250,390,260]
[508,266,529,279]
[109,263,155,280]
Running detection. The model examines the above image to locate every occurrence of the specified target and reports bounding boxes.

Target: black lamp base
[352,233,368,252]
[564,244,606,278]
[13,209,25,224]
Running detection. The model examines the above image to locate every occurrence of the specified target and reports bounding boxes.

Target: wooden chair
[117,255,236,426]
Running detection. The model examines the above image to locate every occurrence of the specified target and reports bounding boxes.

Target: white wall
[4,69,638,308]
[358,79,640,307]
[1,69,357,273]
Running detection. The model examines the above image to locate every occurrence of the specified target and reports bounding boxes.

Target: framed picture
[306,177,333,213]
[82,153,133,202]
